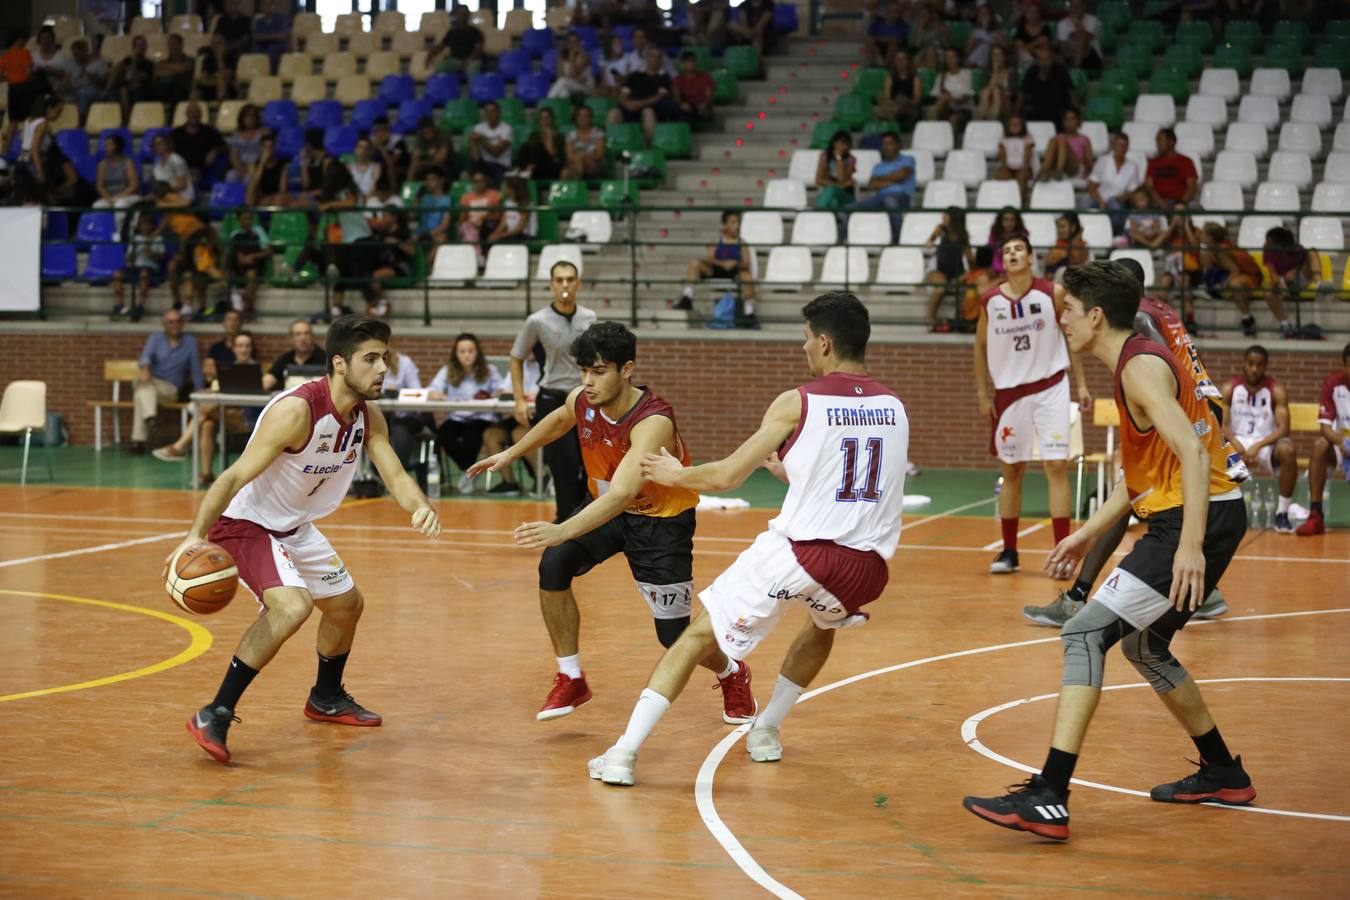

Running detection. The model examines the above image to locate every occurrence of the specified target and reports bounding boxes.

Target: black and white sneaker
[989,549,1019,574]
[186,704,239,763]
[963,775,1070,840]
[1151,756,1255,805]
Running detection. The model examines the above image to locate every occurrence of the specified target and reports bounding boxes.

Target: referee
[510,259,597,522]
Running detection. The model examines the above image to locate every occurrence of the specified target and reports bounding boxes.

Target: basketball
[165,541,238,615]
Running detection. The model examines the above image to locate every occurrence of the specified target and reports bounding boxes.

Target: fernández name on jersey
[825,406,900,427]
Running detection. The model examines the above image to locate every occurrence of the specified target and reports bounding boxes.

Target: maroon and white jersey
[982,278,1069,389]
[770,372,908,558]
[1319,370,1350,436]
[223,379,367,533]
[1230,376,1278,445]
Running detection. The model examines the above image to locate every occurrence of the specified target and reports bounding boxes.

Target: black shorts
[564,506,694,586]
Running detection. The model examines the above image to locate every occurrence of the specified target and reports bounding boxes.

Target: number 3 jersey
[769,372,909,558]
[983,278,1069,389]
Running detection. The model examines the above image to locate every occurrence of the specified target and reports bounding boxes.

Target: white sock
[556,654,582,679]
[753,675,805,730]
[1278,495,1292,514]
[615,688,671,752]
[716,657,739,679]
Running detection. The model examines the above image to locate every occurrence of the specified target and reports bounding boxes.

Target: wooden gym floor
[0,484,1347,899]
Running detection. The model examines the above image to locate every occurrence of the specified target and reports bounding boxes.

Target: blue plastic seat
[393,98,434,135]
[76,211,116,249]
[539,48,559,81]
[350,98,388,132]
[379,74,416,106]
[209,181,246,217]
[138,127,170,162]
[74,155,100,185]
[95,127,134,160]
[262,99,298,132]
[41,244,78,281]
[323,125,358,157]
[469,72,506,103]
[4,133,21,163]
[55,128,90,162]
[305,99,344,130]
[83,242,126,283]
[521,28,554,58]
[773,3,799,33]
[573,26,599,51]
[424,72,461,106]
[276,126,305,159]
[514,72,550,106]
[42,211,70,240]
[496,49,531,81]
[613,25,635,51]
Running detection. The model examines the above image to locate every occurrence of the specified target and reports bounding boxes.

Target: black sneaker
[303,685,382,726]
[963,775,1070,840]
[1150,756,1255,805]
[989,548,1019,574]
[186,704,239,763]
[487,481,522,496]
[1241,315,1257,337]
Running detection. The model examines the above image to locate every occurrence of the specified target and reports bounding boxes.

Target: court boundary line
[0,531,181,570]
[696,607,1350,899]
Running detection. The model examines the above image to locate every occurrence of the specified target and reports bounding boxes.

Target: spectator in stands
[1125,189,1170,251]
[610,47,680,145]
[1160,211,1202,330]
[429,333,521,496]
[380,337,430,488]
[19,95,82,206]
[108,34,154,121]
[193,33,235,103]
[253,0,292,70]
[213,0,254,69]
[173,101,227,188]
[318,164,386,318]
[974,44,1014,121]
[427,5,485,76]
[457,169,501,262]
[996,114,1035,201]
[1039,108,1093,181]
[1019,44,1075,129]
[986,206,1027,274]
[348,135,382,199]
[599,35,628,96]
[1145,128,1198,208]
[909,5,948,70]
[224,103,265,184]
[130,307,203,454]
[1057,0,1102,71]
[246,131,289,206]
[1196,222,1273,337]
[814,130,857,211]
[620,28,676,78]
[549,32,595,100]
[150,132,194,203]
[156,178,220,317]
[112,211,165,320]
[1013,2,1054,66]
[931,48,974,130]
[262,319,324,392]
[153,329,260,480]
[864,2,908,67]
[469,100,513,184]
[1082,131,1141,235]
[485,175,536,248]
[0,31,38,141]
[407,116,455,184]
[227,208,269,320]
[564,105,608,180]
[30,26,66,91]
[414,167,454,250]
[874,49,923,129]
[1044,212,1089,278]
[366,172,404,227]
[925,207,975,331]
[55,38,108,121]
[94,133,141,226]
[689,0,732,51]
[202,307,243,381]
[1263,226,1316,337]
[677,209,753,311]
[965,5,1004,69]
[369,116,408,187]
[514,113,563,183]
[154,34,195,106]
[1296,342,1350,536]
[673,51,715,127]
[845,131,915,240]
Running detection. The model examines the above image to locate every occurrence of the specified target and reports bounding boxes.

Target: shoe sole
[1022,610,1070,627]
[1274,527,1295,534]
[537,689,593,721]
[303,706,382,726]
[1191,602,1229,619]
[1151,786,1256,805]
[722,699,758,725]
[185,717,230,764]
[962,800,1068,840]
[587,756,635,786]
[748,746,782,763]
[990,566,1019,574]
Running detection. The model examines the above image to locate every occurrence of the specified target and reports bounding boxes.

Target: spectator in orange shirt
[673,52,715,126]
[0,29,37,150]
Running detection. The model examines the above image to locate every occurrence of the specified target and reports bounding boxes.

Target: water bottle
[1341,438,1350,482]
[993,475,1003,521]
[427,455,441,500]
[1241,481,1254,523]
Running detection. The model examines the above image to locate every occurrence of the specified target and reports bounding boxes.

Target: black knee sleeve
[654,615,690,648]
[538,542,591,592]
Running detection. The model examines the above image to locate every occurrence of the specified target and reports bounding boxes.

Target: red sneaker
[715,661,757,724]
[537,672,592,721]
[303,687,382,726]
[1295,511,1325,536]
[186,704,238,763]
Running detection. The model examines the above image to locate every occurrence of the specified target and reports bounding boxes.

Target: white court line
[696,607,1350,899]
[962,677,1350,823]
[980,521,1047,552]
[0,532,181,570]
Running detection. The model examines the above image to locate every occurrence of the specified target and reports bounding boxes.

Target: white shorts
[1249,442,1276,476]
[698,530,869,661]
[208,517,354,605]
[994,377,1071,464]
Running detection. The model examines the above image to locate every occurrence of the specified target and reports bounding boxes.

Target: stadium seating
[874,248,926,286]
[790,212,837,246]
[740,211,784,245]
[762,246,812,285]
[762,180,806,210]
[818,247,870,285]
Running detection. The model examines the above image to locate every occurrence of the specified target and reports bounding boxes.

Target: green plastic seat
[684,45,715,72]
[536,97,574,126]
[1114,43,1154,78]
[628,148,666,187]
[1212,43,1253,78]
[604,122,644,156]
[382,245,425,289]
[713,69,739,103]
[584,96,616,120]
[1150,67,1190,103]
[1272,20,1308,49]
[863,118,901,137]
[546,179,588,215]
[1264,42,1304,75]
[1083,94,1123,131]
[497,97,526,125]
[851,66,888,100]
[946,20,973,50]
[449,179,473,207]
[1224,20,1261,49]
[1163,43,1203,77]
[268,210,311,245]
[440,97,480,133]
[832,93,868,130]
[1097,0,1130,33]
[917,67,937,98]
[971,67,990,93]
[810,119,849,150]
[651,121,692,158]
[398,180,423,205]
[722,45,759,79]
[511,122,537,152]
[531,209,560,248]
[1176,20,1214,50]
[1125,20,1166,51]
[1326,21,1350,42]
[1098,21,1118,53]
[1139,0,1172,17]
[269,244,318,287]
[1312,39,1350,73]
[1097,67,1139,103]
[598,179,638,211]
[219,212,241,239]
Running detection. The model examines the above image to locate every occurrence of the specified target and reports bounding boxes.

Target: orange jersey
[1137,296,1221,403]
[575,387,699,518]
[1115,334,1244,519]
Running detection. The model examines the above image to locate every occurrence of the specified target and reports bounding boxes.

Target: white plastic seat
[1184,94,1229,127]
[335,12,365,35]
[1080,213,1113,250]
[763,246,813,284]
[1134,94,1177,127]
[1123,121,1160,157]
[1249,68,1292,100]
[1029,181,1074,210]
[1026,120,1057,155]
[1126,148,1150,172]
[567,210,613,244]
[906,148,935,186]
[1312,182,1350,213]
[1109,249,1155,286]
[852,149,882,186]
[1224,122,1270,158]
[845,212,892,246]
[1335,123,1350,152]
[1301,68,1344,100]
[1198,68,1240,102]
[1253,181,1300,212]
[1175,122,1215,159]
[429,244,478,282]
[963,120,1004,158]
[533,244,583,280]
[480,244,528,282]
[1023,213,1057,248]
[898,212,942,246]
[763,178,807,210]
[1290,94,1333,128]
[818,246,870,285]
[976,181,1022,210]
[1324,151,1350,183]
[1267,151,1313,189]
[911,121,954,158]
[967,212,995,243]
[1212,150,1259,188]
[1237,95,1281,130]
[739,211,784,246]
[787,149,819,183]
[921,179,966,209]
[0,381,49,485]
[874,247,926,286]
[1080,120,1109,155]
[942,149,987,188]
[1237,215,1285,249]
[790,212,838,246]
[1200,180,1245,213]
[1277,122,1321,155]
[1299,216,1345,251]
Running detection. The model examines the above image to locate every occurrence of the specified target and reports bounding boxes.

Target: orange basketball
[166,541,238,615]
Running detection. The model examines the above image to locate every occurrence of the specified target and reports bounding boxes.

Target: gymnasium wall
[4,329,1345,467]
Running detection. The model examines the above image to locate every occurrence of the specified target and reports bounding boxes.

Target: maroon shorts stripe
[789,539,889,616]
[207,516,287,601]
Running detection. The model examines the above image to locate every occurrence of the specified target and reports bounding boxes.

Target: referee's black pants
[534,388,589,524]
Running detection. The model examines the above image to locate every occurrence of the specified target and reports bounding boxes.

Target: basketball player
[975,234,1091,574]
[468,321,756,724]
[588,293,908,787]
[167,315,442,764]
[1223,345,1298,533]
[1295,341,1350,536]
[964,262,1253,841]
[1023,258,1229,625]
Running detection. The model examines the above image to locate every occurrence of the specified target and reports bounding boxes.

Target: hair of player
[802,292,870,362]
[1114,256,1146,285]
[326,314,392,375]
[1063,261,1142,331]
[550,258,578,279]
[1000,232,1031,255]
[570,321,637,370]
[1245,344,1269,362]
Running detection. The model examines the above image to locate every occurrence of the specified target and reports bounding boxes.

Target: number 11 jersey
[769,372,909,558]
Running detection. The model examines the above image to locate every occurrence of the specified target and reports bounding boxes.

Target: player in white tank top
[1220,345,1299,532]
[168,316,441,765]
[585,293,909,787]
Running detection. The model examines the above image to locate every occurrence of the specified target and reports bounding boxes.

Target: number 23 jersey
[769,372,909,558]
[983,279,1069,389]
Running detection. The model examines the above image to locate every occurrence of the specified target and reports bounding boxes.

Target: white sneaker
[746,725,782,762]
[456,473,475,494]
[587,745,636,785]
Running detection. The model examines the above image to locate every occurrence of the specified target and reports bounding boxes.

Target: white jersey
[768,372,909,558]
[1229,377,1277,445]
[223,379,368,533]
[983,278,1070,389]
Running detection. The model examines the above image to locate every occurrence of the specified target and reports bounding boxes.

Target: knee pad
[654,615,690,648]
[1060,601,1130,688]
[538,542,590,592]
[1121,630,1190,694]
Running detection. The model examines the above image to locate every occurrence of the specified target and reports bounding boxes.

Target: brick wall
[4,331,1343,467]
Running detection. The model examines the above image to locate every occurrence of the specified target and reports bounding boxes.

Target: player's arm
[466,386,580,477]
[1045,478,1132,580]
[641,389,800,493]
[973,305,994,420]
[1270,381,1291,443]
[1055,282,1092,409]
[362,403,440,538]
[1124,353,1210,611]
[515,415,675,549]
[509,354,529,426]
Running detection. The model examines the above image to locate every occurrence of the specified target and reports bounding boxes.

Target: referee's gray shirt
[510,303,598,393]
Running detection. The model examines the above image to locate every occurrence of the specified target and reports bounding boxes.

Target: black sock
[1040,747,1078,797]
[315,651,350,697]
[1191,726,1235,766]
[1311,500,1324,515]
[211,656,259,711]
[1068,579,1092,604]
